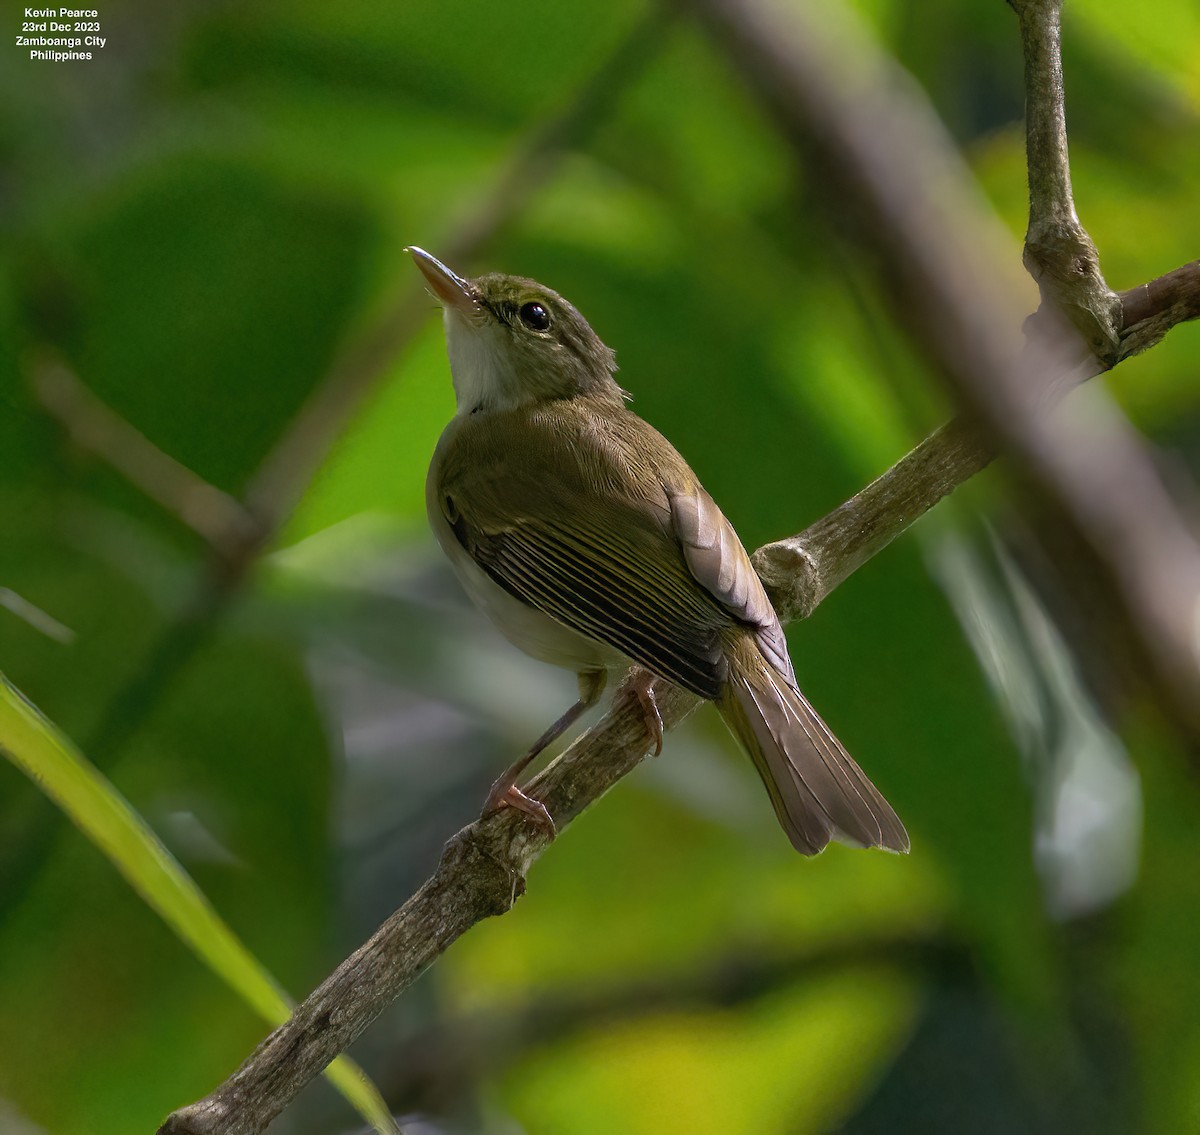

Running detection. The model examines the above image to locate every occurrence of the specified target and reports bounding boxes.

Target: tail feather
[717,639,909,856]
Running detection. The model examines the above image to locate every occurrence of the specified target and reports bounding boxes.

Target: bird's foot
[626,669,664,757]
[482,776,557,836]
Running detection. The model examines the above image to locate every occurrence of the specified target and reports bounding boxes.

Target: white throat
[444,309,522,416]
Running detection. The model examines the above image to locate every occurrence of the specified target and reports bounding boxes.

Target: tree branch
[686,0,1200,732]
[158,409,990,1135]
[159,2,1200,1131]
[753,415,994,621]
[1117,260,1200,359]
[1011,0,1199,366]
[1010,0,1121,358]
[157,388,1103,1133]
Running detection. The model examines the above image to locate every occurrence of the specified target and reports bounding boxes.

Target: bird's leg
[623,668,664,757]
[482,669,608,831]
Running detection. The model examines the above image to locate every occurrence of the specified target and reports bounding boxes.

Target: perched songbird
[411,247,908,855]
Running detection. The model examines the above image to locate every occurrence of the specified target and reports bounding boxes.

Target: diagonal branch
[33,357,257,552]
[753,415,994,621]
[160,285,1184,1129]
[157,410,993,1135]
[1118,259,1200,359]
[155,317,1195,1132]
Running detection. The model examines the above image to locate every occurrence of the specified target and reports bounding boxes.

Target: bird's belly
[429,508,625,674]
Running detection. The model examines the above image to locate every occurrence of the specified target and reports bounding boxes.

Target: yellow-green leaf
[0,672,398,1135]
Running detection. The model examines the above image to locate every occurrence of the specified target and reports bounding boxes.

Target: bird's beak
[406,246,479,314]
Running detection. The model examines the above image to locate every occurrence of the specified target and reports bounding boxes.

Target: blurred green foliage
[1,0,1198,1133]
[0,675,394,1132]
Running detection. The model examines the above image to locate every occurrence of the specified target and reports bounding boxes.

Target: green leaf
[0,672,397,1135]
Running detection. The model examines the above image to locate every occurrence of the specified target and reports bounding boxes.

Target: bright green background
[1,1,1198,1132]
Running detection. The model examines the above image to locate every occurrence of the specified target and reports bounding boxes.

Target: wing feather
[669,486,795,683]
[444,469,731,698]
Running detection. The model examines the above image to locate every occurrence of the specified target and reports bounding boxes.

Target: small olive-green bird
[411,247,908,856]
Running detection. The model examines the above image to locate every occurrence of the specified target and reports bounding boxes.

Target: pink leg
[482,669,607,832]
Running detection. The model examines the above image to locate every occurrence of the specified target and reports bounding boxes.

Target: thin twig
[1117,260,1200,358]
[0,589,75,644]
[1010,0,1121,357]
[687,0,1200,731]
[33,358,257,553]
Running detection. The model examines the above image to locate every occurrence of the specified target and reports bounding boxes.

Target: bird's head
[408,247,622,415]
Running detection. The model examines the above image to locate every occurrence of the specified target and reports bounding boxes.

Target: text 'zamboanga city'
[18,7,104,60]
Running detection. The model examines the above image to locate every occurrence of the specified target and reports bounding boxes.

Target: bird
[409,246,908,856]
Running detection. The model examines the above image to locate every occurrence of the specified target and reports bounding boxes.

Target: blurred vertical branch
[687,0,1200,737]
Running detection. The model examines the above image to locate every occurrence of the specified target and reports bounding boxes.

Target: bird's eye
[518,301,551,331]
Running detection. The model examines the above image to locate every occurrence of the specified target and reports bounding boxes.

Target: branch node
[1023,227,1122,359]
[751,538,821,622]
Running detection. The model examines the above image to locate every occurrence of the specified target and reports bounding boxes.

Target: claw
[629,670,664,757]
[482,780,557,835]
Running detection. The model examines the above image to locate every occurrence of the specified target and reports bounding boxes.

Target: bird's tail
[717,636,909,856]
